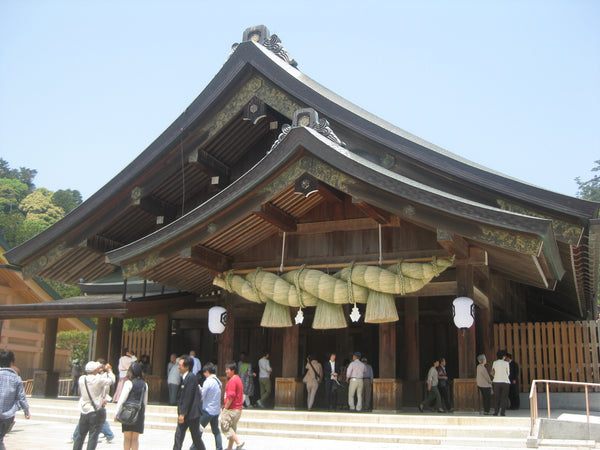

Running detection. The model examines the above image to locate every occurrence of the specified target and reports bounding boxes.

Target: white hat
[85,361,101,373]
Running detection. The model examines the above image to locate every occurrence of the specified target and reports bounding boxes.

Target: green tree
[44,279,82,298]
[0,210,25,247]
[19,188,64,224]
[0,179,29,212]
[0,158,36,191]
[57,330,91,366]
[51,189,82,214]
[576,160,600,202]
[123,318,156,332]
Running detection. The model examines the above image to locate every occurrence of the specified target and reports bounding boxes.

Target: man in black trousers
[506,353,520,410]
[173,356,205,450]
[323,352,341,410]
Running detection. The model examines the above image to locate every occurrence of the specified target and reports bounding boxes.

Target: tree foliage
[0,179,29,212]
[124,318,156,332]
[0,158,37,191]
[576,160,600,202]
[52,189,82,214]
[57,330,91,366]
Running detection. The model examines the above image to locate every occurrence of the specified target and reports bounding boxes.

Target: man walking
[221,362,244,450]
[73,361,115,450]
[173,356,204,450]
[419,359,444,413]
[0,350,30,450]
[324,352,340,411]
[506,353,520,410]
[491,350,511,416]
[167,354,181,405]
[346,352,366,412]
[190,362,223,450]
[256,351,272,409]
[361,357,373,411]
[189,351,202,377]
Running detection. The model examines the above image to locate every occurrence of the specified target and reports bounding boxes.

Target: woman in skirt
[115,362,148,450]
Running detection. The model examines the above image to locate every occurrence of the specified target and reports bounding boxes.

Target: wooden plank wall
[494,321,600,392]
[122,331,155,365]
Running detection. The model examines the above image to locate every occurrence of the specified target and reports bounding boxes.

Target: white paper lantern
[452,297,474,328]
[208,306,227,334]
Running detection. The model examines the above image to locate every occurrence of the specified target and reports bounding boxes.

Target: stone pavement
[4,413,598,450]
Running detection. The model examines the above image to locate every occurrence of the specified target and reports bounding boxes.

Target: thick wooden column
[373,321,402,411]
[95,318,110,360]
[402,297,419,406]
[218,306,235,375]
[109,318,123,368]
[454,265,478,410]
[34,318,59,397]
[276,325,303,409]
[149,313,169,403]
[379,322,396,378]
[282,325,299,377]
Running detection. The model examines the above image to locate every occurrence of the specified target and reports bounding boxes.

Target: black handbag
[116,383,145,425]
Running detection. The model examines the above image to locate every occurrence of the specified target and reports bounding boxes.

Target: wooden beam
[353,199,391,224]
[293,218,381,235]
[253,203,297,232]
[437,230,469,259]
[188,148,230,181]
[317,182,345,204]
[138,195,178,223]
[180,246,231,273]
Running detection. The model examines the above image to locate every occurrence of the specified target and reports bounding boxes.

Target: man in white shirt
[189,350,202,377]
[73,361,115,450]
[346,352,366,412]
[491,350,511,416]
[256,351,272,408]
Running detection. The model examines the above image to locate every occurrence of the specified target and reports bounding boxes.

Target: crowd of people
[0,345,522,449]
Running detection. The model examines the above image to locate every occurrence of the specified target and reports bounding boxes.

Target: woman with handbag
[302,355,322,411]
[114,362,148,450]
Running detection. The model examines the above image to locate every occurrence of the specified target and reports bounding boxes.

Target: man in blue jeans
[0,350,30,450]
[190,362,222,450]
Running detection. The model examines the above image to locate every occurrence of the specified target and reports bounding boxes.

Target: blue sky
[1,1,598,200]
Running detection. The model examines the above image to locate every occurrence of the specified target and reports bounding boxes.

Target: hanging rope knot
[347,261,356,304]
[251,267,265,303]
[295,264,306,309]
[224,270,235,292]
[395,259,406,295]
[431,255,440,277]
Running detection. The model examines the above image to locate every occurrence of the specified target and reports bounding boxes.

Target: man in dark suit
[506,353,520,410]
[323,352,341,410]
[173,356,205,450]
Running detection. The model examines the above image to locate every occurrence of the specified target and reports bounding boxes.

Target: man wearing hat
[345,352,366,412]
[73,361,115,450]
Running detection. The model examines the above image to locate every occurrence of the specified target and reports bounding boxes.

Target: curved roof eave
[244,42,599,220]
[107,127,560,273]
[8,39,594,267]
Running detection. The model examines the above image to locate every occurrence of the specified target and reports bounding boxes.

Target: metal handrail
[529,379,600,435]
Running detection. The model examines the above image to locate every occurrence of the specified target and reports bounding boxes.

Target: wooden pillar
[218,306,235,376]
[42,318,58,372]
[109,318,123,368]
[454,265,478,410]
[33,318,59,397]
[477,306,493,360]
[378,322,396,378]
[402,297,420,406]
[282,325,299,378]
[405,297,419,381]
[154,314,169,377]
[276,325,303,409]
[95,318,110,360]
[456,265,477,378]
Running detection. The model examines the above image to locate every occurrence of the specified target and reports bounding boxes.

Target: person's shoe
[106,438,113,444]
[256,400,264,408]
[236,442,245,450]
[418,404,424,412]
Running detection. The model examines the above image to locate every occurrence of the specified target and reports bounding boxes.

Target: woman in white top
[113,348,136,402]
[115,362,148,450]
[491,350,511,416]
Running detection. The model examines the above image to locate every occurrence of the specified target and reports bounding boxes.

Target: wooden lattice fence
[122,331,155,365]
[493,321,600,392]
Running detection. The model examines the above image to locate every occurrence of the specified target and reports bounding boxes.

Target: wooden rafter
[253,203,297,232]
[180,245,231,273]
[437,229,469,259]
[353,198,391,224]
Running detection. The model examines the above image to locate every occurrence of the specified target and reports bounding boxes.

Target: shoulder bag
[116,382,146,425]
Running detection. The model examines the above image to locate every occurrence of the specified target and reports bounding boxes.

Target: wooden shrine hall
[3,25,599,410]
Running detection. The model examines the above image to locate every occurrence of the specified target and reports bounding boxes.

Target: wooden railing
[529,379,600,436]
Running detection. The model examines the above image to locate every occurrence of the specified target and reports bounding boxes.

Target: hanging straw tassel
[312,299,347,329]
[365,290,399,323]
[260,299,292,327]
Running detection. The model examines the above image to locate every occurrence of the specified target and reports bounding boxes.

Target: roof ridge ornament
[232,25,298,68]
[269,108,346,153]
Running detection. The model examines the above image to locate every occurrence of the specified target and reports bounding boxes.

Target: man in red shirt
[221,361,244,450]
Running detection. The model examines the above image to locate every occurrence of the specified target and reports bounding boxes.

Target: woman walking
[303,355,322,410]
[115,362,148,450]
